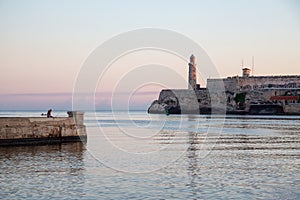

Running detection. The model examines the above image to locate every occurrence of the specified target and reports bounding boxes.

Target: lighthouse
[188,54,197,90]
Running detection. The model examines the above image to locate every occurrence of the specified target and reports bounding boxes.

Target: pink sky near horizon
[0,91,161,110]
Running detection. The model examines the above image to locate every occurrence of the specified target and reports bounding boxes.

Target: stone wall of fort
[208,75,300,93]
[149,89,199,114]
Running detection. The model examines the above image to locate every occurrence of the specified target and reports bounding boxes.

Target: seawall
[0,111,86,146]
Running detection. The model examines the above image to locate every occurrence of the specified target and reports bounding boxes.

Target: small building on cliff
[148,55,300,115]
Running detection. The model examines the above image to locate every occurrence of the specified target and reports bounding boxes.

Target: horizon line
[0,91,161,96]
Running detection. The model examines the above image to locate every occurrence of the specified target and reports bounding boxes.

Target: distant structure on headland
[148,55,300,115]
[242,67,251,78]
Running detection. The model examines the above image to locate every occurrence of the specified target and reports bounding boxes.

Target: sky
[0,0,299,110]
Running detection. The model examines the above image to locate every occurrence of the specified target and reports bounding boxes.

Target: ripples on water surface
[0,111,299,199]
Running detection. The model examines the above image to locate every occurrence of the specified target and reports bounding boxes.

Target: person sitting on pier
[47,109,53,118]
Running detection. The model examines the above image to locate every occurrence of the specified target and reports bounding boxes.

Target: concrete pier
[0,111,86,146]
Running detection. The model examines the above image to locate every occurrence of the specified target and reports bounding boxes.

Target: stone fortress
[148,55,300,115]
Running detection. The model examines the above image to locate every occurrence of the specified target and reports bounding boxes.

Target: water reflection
[0,142,87,199]
[0,142,85,156]
[186,115,201,197]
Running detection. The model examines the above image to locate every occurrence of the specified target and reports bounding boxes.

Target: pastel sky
[0,0,299,110]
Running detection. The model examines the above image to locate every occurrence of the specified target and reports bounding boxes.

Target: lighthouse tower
[188,54,197,90]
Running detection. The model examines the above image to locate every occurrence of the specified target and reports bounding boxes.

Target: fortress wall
[207,78,237,92]
[208,76,300,93]
[157,89,199,113]
[238,76,300,88]
[172,90,199,113]
[0,111,86,146]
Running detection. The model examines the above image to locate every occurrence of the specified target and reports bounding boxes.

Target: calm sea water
[0,111,299,199]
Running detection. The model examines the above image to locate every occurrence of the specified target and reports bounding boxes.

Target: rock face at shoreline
[147,88,226,115]
[0,111,86,146]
